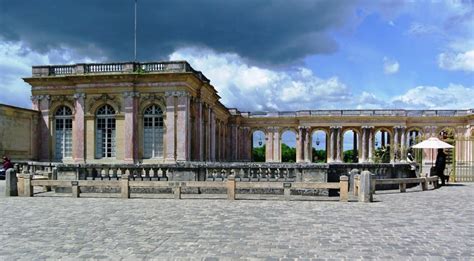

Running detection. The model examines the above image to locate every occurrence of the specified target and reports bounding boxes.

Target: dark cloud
[0,0,358,64]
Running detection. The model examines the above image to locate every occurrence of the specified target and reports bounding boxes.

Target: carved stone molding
[123,91,140,98]
[73,93,86,100]
[165,90,189,97]
[51,95,73,104]
[30,95,50,102]
[87,93,120,114]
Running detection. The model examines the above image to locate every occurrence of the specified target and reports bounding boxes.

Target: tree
[312,148,326,163]
[281,143,296,162]
[343,150,358,163]
[252,145,265,162]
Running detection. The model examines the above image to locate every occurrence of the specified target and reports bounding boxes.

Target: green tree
[343,150,359,163]
[281,143,296,162]
[252,145,265,162]
[312,148,327,163]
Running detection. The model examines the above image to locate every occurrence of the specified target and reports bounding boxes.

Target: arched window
[143,105,164,158]
[96,105,116,158]
[54,106,73,160]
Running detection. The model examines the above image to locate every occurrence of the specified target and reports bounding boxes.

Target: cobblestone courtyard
[0,181,473,260]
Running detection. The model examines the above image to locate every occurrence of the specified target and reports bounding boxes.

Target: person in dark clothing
[1,156,13,180]
[435,149,447,186]
[2,156,13,170]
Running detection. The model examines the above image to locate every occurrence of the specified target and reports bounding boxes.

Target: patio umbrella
[412,137,454,167]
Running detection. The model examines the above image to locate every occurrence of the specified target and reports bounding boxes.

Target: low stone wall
[51,162,413,195]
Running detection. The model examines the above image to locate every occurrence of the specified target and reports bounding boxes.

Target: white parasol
[412,137,454,149]
[412,137,454,167]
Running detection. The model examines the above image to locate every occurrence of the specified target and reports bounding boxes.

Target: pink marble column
[176,92,190,161]
[360,127,367,163]
[265,127,274,162]
[73,93,85,163]
[197,100,204,161]
[164,92,176,162]
[368,126,374,162]
[296,127,304,163]
[123,91,139,163]
[210,110,216,161]
[336,127,342,162]
[304,127,312,163]
[273,127,281,162]
[328,127,335,163]
[38,95,51,161]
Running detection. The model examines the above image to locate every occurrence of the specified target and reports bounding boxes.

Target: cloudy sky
[0,0,473,111]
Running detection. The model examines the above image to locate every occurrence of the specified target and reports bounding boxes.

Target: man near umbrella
[435,148,447,186]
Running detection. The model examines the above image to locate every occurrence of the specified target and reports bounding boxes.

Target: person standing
[435,149,447,186]
[2,156,13,170]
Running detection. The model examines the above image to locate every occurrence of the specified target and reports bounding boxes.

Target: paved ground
[0,181,473,260]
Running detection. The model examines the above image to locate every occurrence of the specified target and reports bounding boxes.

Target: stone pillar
[336,126,342,162]
[210,110,216,162]
[72,93,86,163]
[265,127,274,162]
[296,127,304,163]
[197,101,204,161]
[176,92,190,161]
[273,127,281,162]
[359,170,373,203]
[164,92,176,162]
[304,127,312,163]
[361,127,367,163]
[400,126,406,162]
[5,169,18,197]
[368,126,374,162]
[36,95,51,161]
[328,127,336,163]
[123,91,139,163]
[392,127,399,163]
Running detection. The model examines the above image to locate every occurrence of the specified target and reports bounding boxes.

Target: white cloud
[407,22,442,36]
[0,41,101,108]
[383,57,400,74]
[391,84,474,109]
[170,47,352,111]
[438,50,474,72]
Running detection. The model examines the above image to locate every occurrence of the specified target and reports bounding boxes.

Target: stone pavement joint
[0,181,473,260]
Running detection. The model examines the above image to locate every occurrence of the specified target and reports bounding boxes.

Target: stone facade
[12,61,474,166]
[0,104,38,160]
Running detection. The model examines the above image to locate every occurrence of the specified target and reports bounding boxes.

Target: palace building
[0,61,473,176]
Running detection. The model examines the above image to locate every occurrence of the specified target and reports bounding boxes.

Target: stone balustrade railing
[32,61,210,83]
[243,109,473,117]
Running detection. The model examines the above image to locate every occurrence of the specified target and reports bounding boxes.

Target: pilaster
[176,92,190,161]
[73,93,86,163]
[164,92,176,162]
[36,95,51,161]
[123,91,140,163]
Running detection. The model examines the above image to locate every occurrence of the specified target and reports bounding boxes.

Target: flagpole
[134,0,137,61]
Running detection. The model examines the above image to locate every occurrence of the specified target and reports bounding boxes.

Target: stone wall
[0,104,39,160]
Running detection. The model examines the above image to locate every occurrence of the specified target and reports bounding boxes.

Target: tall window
[143,105,164,158]
[55,106,73,160]
[96,105,116,158]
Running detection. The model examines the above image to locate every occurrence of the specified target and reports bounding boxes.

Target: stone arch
[342,127,360,163]
[406,127,423,147]
[251,129,266,162]
[437,126,456,140]
[139,95,166,117]
[311,128,328,163]
[49,101,75,118]
[374,127,392,163]
[87,94,121,115]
